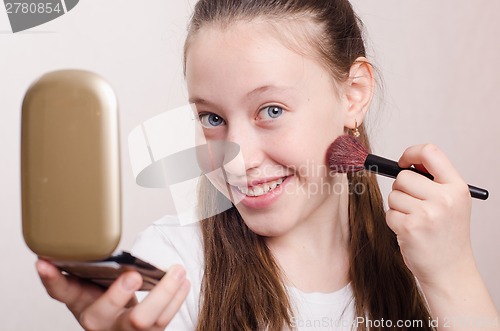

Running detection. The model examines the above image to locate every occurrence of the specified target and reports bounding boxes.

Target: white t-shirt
[131,215,356,330]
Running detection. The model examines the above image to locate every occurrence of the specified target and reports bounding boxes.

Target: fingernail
[36,260,49,278]
[122,273,140,291]
[172,266,186,281]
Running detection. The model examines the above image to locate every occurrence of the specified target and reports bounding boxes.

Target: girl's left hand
[386,143,476,288]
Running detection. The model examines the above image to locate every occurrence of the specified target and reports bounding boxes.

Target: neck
[265,179,351,293]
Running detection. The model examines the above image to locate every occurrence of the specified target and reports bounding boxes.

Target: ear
[343,57,374,129]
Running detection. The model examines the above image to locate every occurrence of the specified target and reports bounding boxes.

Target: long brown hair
[185,1,433,330]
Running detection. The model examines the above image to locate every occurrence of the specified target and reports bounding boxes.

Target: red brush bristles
[327,135,368,173]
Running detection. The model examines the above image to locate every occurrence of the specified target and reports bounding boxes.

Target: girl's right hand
[36,259,190,331]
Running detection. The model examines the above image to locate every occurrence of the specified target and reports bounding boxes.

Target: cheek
[265,133,326,180]
[268,116,343,180]
[263,128,304,160]
[281,121,341,165]
[299,101,344,141]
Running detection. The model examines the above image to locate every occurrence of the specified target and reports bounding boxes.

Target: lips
[228,175,291,209]
[235,177,286,197]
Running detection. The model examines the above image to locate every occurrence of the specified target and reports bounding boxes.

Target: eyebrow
[188,97,215,107]
[188,85,294,107]
[246,85,294,98]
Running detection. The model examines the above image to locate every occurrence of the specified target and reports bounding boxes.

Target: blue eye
[259,105,283,120]
[199,113,225,128]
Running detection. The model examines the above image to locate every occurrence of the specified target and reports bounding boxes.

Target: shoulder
[130,214,203,273]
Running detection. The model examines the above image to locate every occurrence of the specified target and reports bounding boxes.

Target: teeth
[237,177,286,197]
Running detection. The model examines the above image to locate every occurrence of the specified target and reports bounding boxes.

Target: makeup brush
[327,135,489,200]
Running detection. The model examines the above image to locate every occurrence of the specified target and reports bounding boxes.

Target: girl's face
[186,21,351,237]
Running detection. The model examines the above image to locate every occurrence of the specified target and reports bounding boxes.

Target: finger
[398,144,461,184]
[36,259,103,313]
[128,265,187,329]
[388,189,420,215]
[393,170,440,201]
[79,271,142,331]
[385,208,408,236]
[156,279,191,327]
[113,311,165,331]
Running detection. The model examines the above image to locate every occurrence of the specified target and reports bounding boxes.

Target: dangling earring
[352,120,360,138]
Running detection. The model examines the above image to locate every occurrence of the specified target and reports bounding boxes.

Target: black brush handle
[364,154,489,200]
[468,185,489,200]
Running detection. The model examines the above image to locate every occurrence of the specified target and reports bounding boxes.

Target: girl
[36,0,499,330]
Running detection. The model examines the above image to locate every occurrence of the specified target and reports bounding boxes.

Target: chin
[239,212,294,237]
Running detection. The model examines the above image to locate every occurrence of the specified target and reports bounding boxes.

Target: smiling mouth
[234,176,287,197]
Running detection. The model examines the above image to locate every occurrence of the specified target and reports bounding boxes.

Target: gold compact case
[21,70,121,261]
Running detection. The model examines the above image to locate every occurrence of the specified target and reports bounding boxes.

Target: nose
[223,123,263,179]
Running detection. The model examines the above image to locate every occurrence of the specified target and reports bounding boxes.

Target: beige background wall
[1,1,498,330]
